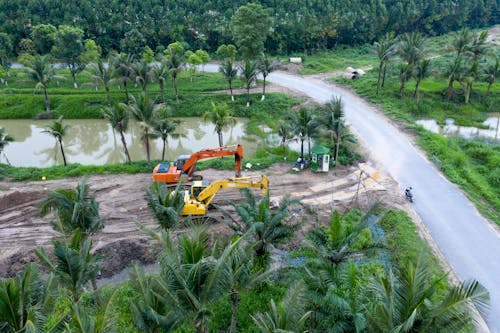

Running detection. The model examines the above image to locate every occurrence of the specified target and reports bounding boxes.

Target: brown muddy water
[0,118,258,167]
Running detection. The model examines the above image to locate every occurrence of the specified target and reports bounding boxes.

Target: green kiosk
[310,145,331,172]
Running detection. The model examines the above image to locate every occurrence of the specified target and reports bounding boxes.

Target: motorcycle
[404,187,414,203]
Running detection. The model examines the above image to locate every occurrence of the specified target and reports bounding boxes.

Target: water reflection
[416,115,500,141]
[1,118,256,167]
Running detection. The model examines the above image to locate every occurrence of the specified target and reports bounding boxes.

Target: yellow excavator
[182,175,268,216]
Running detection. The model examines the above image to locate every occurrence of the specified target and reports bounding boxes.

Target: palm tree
[35,230,102,302]
[23,55,63,115]
[445,29,472,100]
[131,60,152,93]
[374,33,397,94]
[288,107,319,161]
[219,59,238,101]
[146,182,185,230]
[65,291,117,333]
[240,59,259,107]
[397,33,425,97]
[0,263,66,332]
[152,109,183,161]
[318,97,344,165]
[124,93,162,162]
[101,103,132,163]
[412,59,432,103]
[153,57,171,104]
[43,116,69,166]
[0,127,13,164]
[166,45,184,102]
[258,53,277,101]
[367,258,490,332]
[223,188,301,259]
[112,52,134,103]
[87,59,115,107]
[484,56,499,97]
[276,120,294,159]
[203,102,236,147]
[39,176,105,237]
[251,281,312,333]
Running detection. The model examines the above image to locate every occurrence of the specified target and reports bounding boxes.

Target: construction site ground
[0,161,414,279]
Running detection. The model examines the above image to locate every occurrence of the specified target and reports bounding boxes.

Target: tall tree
[219,59,238,101]
[258,53,277,100]
[152,109,183,161]
[153,57,171,104]
[397,32,425,97]
[374,33,396,94]
[0,127,13,164]
[445,28,472,100]
[124,93,162,162]
[232,3,272,59]
[203,102,236,147]
[0,32,13,68]
[130,60,153,93]
[166,42,185,102]
[23,55,62,115]
[42,116,69,166]
[412,59,432,103]
[318,97,345,165]
[240,59,259,107]
[484,56,499,97]
[51,25,86,88]
[30,24,57,56]
[276,120,294,159]
[87,59,115,106]
[101,103,132,163]
[288,107,319,161]
[112,53,134,103]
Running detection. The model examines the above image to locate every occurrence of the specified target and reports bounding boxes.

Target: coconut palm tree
[39,176,105,237]
[219,59,238,101]
[251,281,312,333]
[276,120,294,159]
[367,258,490,332]
[258,53,277,100]
[240,59,259,107]
[101,103,132,163]
[124,93,162,162]
[223,188,301,260]
[35,230,102,302]
[131,60,153,93]
[0,263,66,332]
[152,109,184,161]
[112,52,134,103]
[23,55,63,115]
[87,59,115,107]
[445,28,472,100]
[43,116,69,166]
[166,43,185,102]
[412,59,432,103]
[484,56,499,97]
[146,182,185,230]
[65,291,117,333]
[318,97,344,165]
[0,127,13,164]
[288,107,319,161]
[203,102,236,147]
[397,33,425,97]
[153,57,171,104]
[374,33,397,94]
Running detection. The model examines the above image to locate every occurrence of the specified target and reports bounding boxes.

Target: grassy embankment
[0,69,304,180]
[298,31,500,225]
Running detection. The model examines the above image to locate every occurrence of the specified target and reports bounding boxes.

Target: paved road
[264,72,499,331]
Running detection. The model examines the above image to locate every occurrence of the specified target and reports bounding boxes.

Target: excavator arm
[182,144,243,177]
[181,175,268,216]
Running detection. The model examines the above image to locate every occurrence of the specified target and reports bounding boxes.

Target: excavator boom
[182,175,268,216]
[152,144,243,183]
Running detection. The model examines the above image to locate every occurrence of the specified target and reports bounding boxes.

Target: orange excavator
[152,144,243,184]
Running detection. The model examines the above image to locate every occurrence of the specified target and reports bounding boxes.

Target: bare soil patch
[0,161,409,278]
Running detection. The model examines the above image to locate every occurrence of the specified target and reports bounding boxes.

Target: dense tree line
[0,0,498,58]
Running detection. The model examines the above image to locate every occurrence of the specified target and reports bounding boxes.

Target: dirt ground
[0,161,412,278]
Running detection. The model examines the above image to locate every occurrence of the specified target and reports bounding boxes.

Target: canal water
[0,118,258,167]
[416,114,500,141]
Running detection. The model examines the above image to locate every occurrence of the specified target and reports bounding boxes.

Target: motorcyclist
[405,186,413,201]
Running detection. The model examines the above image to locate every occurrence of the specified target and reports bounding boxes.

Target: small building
[310,145,330,172]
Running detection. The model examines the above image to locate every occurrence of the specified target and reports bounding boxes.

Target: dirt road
[0,162,404,277]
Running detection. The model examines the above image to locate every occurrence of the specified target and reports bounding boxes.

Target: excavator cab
[175,155,190,171]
